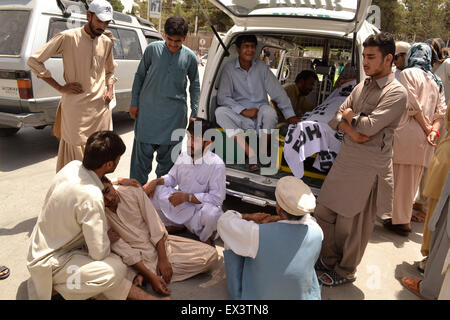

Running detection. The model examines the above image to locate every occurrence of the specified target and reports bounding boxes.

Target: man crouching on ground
[27,131,167,300]
[101,175,218,297]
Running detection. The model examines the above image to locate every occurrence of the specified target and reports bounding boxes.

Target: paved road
[0,66,427,300]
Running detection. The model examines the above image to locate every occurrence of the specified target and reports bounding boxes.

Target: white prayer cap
[275,176,316,216]
[395,41,411,55]
[88,0,113,22]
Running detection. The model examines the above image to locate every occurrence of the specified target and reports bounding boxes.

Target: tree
[372,0,407,38]
[108,0,124,13]
[372,0,448,43]
[130,0,233,33]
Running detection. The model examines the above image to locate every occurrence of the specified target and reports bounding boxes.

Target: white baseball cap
[88,0,113,22]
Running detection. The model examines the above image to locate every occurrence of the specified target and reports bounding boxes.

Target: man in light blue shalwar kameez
[129,16,200,185]
[217,176,323,300]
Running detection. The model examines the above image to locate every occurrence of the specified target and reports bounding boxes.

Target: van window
[48,19,83,58]
[116,29,142,60]
[107,28,124,59]
[145,36,160,45]
[48,19,142,60]
[0,10,31,56]
[142,30,161,45]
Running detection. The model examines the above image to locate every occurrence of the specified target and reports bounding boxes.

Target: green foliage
[107,0,124,13]
[373,0,448,43]
[130,0,233,33]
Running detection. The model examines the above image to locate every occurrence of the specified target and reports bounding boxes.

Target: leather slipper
[401,277,428,300]
[382,219,411,236]
[411,211,426,223]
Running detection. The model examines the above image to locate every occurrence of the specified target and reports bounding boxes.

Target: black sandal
[0,266,10,280]
[319,270,356,287]
[314,257,332,272]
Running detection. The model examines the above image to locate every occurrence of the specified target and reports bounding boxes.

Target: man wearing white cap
[217,176,323,300]
[28,0,117,172]
[394,41,411,81]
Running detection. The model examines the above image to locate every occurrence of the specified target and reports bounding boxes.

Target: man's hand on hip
[129,106,139,120]
[241,108,259,119]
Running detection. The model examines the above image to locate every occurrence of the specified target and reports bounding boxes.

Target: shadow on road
[0,127,58,172]
[112,112,135,136]
[369,221,424,248]
[0,217,37,238]
[0,114,134,172]
[321,283,365,300]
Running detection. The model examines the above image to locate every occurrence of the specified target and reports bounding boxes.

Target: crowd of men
[1,0,449,301]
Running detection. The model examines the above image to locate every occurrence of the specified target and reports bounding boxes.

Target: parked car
[197,0,378,206]
[0,0,162,137]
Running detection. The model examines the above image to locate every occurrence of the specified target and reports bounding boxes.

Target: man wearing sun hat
[217,176,323,300]
[28,0,117,173]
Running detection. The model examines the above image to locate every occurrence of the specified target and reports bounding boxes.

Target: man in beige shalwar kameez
[27,131,165,300]
[313,33,407,286]
[27,0,116,172]
[101,177,218,296]
[385,43,447,236]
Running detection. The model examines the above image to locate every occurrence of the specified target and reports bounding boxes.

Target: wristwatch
[188,193,193,202]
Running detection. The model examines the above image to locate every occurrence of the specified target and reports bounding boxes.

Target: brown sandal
[411,211,427,223]
[401,277,428,300]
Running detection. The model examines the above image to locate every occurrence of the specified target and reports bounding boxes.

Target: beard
[89,20,104,37]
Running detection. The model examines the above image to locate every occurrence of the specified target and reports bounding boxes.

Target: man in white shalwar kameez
[27,131,165,300]
[145,120,226,244]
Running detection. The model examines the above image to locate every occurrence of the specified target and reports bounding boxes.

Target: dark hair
[235,34,257,48]
[164,16,188,36]
[187,119,211,138]
[363,32,395,65]
[295,70,319,83]
[82,131,126,170]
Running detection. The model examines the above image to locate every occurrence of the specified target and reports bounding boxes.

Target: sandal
[319,270,356,287]
[314,257,332,272]
[382,219,411,237]
[0,266,10,280]
[411,211,427,223]
[401,277,428,300]
[248,163,260,172]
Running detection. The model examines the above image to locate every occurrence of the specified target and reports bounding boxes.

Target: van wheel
[0,127,20,137]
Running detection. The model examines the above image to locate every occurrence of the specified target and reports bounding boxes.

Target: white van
[0,0,162,137]
[197,0,378,206]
